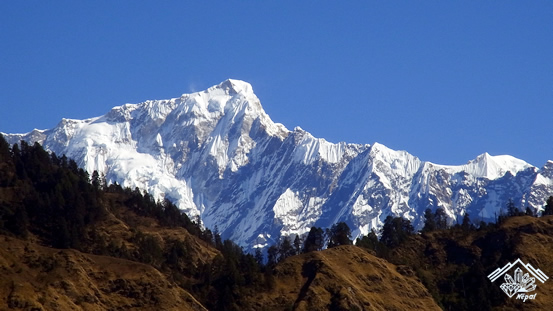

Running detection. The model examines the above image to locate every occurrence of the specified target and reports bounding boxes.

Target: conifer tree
[0,134,10,162]
[422,208,436,232]
[302,227,325,253]
[91,170,101,190]
[434,208,448,230]
[254,248,264,266]
[506,199,518,217]
[213,226,223,250]
[327,222,352,247]
[293,235,302,255]
[0,135,13,186]
[380,216,413,248]
[356,229,379,251]
[9,205,29,238]
[278,236,295,261]
[543,196,553,216]
[11,143,26,179]
[461,213,472,231]
[267,245,278,266]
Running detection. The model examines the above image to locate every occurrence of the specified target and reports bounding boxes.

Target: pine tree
[53,217,71,249]
[213,226,223,250]
[91,170,101,190]
[303,227,325,253]
[380,216,414,248]
[355,229,379,251]
[254,248,264,266]
[461,213,472,231]
[506,199,518,217]
[434,208,448,230]
[11,143,26,179]
[8,205,29,238]
[0,135,14,186]
[422,208,436,232]
[543,196,553,216]
[0,134,10,162]
[278,236,295,261]
[267,245,278,266]
[327,222,352,247]
[293,235,302,255]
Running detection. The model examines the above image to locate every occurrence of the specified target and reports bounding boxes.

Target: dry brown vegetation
[386,215,553,310]
[0,189,218,310]
[0,235,206,311]
[247,245,441,311]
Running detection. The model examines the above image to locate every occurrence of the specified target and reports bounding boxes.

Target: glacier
[3,79,553,249]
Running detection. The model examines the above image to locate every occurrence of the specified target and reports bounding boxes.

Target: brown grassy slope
[499,216,553,310]
[0,191,220,311]
[247,245,441,311]
[391,216,553,310]
[0,235,206,311]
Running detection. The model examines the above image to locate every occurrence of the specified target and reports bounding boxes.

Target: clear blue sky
[1,1,552,166]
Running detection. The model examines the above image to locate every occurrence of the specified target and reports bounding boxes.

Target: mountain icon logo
[499,267,536,297]
[488,258,548,301]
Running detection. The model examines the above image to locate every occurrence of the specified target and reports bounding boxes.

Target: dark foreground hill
[379,215,553,310]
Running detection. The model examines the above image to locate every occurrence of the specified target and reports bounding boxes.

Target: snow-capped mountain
[4,79,553,249]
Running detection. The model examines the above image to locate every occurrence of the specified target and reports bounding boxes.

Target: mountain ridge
[3,79,553,249]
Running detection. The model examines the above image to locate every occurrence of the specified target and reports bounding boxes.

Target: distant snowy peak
[459,153,532,179]
[368,142,422,177]
[416,152,532,180]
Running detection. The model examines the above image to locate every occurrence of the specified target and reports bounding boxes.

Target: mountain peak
[464,152,532,179]
[213,79,253,96]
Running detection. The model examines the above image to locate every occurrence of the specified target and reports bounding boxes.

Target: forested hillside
[353,207,553,310]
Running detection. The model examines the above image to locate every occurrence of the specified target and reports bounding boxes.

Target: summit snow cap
[463,152,532,179]
[216,79,254,95]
